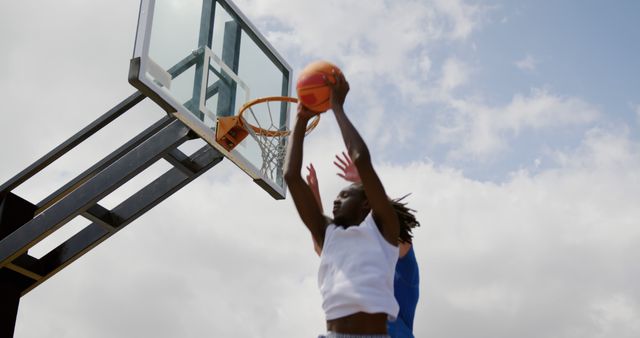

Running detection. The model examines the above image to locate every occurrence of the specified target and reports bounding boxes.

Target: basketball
[296,60,342,113]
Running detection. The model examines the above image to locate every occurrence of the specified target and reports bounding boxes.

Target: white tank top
[318,213,399,321]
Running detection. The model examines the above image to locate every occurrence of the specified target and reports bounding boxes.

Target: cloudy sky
[2,0,639,337]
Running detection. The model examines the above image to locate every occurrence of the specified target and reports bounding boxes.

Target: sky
[1,0,639,337]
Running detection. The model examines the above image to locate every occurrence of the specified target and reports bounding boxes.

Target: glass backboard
[129,0,292,199]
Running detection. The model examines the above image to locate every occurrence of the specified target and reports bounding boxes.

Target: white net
[241,100,288,182]
[238,97,319,182]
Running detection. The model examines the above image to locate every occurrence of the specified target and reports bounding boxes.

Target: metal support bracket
[0,91,224,337]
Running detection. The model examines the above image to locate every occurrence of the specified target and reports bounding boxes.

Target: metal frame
[130,0,292,199]
[0,93,224,337]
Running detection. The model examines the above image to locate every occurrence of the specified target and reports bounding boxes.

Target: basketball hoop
[215,96,320,183]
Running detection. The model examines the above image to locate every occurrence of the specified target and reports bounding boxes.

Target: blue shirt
[387,247,420,338]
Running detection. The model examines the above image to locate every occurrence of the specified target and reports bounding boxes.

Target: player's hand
[334,151,360,183]
[297,103,316,120]
[305,163,322,209]
[327,70,349,110]
[306,163,319,191]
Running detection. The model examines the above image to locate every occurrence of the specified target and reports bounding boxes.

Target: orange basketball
[296,60,342,113]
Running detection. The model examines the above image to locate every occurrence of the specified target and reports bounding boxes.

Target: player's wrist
[296,113,312,122]
[332,105,345,114]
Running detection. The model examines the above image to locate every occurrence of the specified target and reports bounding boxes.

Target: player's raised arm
[328,72,400,246]
[284,105,329,247]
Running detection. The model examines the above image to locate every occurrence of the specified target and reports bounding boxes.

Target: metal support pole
[23,145,224,295]
[0,92,145,200]
[217,20,241,117]
[0,120,191,266]
[0,193,37,338]
[188,0,216,120]
[0,270,20,338]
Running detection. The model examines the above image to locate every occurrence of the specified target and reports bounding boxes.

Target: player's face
[332,184,367,226]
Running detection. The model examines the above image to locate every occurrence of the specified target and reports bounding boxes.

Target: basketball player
[305,154,419,338]
[284,71,418,337]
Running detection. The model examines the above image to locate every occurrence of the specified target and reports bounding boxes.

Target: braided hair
[351,183,420,243]
[391,194,420,244]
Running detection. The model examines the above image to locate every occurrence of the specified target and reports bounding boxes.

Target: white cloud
[376,129,640,338]
[591,295,640,337]
[435,88,601,159]
[431,0,482,40]
[230,0,484,154]
[418,53,433,74]
[440,57,471,92]
[515,54,538,71]
[237,0,481,96]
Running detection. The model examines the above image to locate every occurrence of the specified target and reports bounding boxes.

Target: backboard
[129,0,292,199]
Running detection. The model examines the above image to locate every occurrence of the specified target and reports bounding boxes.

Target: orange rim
[238,96,320,137]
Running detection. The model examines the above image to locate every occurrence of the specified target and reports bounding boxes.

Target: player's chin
[332,212,346,226]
